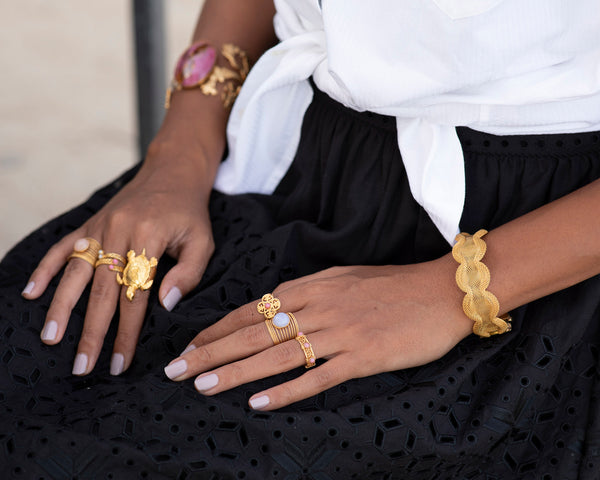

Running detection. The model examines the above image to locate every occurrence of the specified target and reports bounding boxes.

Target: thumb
[159,236,213,312]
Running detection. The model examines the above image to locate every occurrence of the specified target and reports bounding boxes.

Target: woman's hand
[22,136,219,377]
[164,257,474,410]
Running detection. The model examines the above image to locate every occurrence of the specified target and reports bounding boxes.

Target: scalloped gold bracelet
[452,229,512,338]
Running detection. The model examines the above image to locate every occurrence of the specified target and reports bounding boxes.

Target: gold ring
[265,312,299,345]
[95,250,127,272]
[257,293,281,319]
[295,332,316,369]
[116,248,158,301]
[67,237,102,267]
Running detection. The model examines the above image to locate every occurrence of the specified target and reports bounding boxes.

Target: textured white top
[215,0,600,244]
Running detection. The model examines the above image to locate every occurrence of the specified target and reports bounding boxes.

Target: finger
[41,254,95,345]
[164,310,315,381]
[191,330,338,396]
[180,289,310,354]
[22,229,86,299]
[73,241,127,376]
[159,233,214,312]
[111,243,162,376]
[248,355,352,411]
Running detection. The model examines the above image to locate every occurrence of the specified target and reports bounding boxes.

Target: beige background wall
[0,0,204,258]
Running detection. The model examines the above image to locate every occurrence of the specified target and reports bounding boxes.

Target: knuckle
[192,345,213,365]
[244,324,267,348]
[312,368,335,389]
[88,280,113,303]
[134,219,155,241]
[273,341,299,366]
[227,362,245,384]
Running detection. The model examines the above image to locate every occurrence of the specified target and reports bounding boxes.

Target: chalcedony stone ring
[257,293,281,319]
[265,312,299,345]
[67,237,102,268]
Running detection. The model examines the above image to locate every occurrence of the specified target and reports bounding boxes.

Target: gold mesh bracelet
[452,229,512,338]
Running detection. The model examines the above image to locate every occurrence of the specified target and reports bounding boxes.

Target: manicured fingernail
[110,353,124,376]
[194,373,219,391]
[22,281,35,296]
[164,359,187,379]
[162,286,182,312]
[72,353,88,375]
[249,395,270,410]
[181,344,196,355]
[41,320,58,341]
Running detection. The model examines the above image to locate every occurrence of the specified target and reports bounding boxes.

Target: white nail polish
[110,353,125,376]
[162,286,182,312]
[181,344,196,355]
[41,321,58,341]
[164,359,187,379]
[72,353,88,375]
[22,281,35,296]
[194,373,219,391]
[249,395,270,410]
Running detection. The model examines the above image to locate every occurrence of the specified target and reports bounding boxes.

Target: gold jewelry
[200,44,249,108]
[452,229,512,337]
[257,293,281,320]
[67,237,102,267]
[265,312,299,345]
[95,250,127,272]
[116,248,158,301]
[295,332,316,369]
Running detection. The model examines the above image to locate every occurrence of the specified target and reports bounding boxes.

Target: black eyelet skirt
[0,86,599,479]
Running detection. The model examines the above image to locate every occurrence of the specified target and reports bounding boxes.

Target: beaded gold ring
[295,332,316,369]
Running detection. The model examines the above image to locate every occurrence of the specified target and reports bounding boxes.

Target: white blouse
[214,0,600,244]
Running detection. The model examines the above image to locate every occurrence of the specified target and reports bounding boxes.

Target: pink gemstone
[181,46,216,87]
[112,259,118,264]
[264,303,271,309]
[309,358,315,363]
[109,265,114,270]
[304,343,310,348]
[298,332,304,336]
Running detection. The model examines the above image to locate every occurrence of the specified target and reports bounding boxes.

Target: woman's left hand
[163,257,473,410]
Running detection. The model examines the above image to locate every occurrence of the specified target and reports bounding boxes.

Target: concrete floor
[0,0,203,259]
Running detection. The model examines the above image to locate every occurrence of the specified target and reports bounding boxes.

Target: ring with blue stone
[265,312,299,345]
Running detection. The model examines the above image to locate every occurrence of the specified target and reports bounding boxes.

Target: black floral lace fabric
[0,89,599,479]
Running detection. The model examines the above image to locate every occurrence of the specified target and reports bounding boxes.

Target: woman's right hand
[21,106,224,377]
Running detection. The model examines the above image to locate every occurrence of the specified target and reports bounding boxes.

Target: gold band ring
[116,249,158,301]
[265,312,299,345]
[257,293,281,319]
[295,332,316,369]
[67,237,102,267]
[95,250,126,272]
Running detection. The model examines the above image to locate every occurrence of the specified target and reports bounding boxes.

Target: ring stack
[295,332,316,369]
[257,293,281,319]
[95,250,127,273]
[67,237,102,267]
[265,312,299,345]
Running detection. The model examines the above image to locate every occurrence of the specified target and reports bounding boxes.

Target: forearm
[147,0,277,193]
[436,177,600,326]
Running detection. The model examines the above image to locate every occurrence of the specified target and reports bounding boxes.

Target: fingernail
[181,344,196,355]
[110,353,125,376]
[249,395,270,410]
[72,353,88,375]
[194,373,219,391]
[41,320,58,341]
[164,359,187,379]
[162,287,182,312]
[22,281,35,296]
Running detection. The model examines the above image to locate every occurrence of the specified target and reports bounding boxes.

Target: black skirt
[0,87,599,479]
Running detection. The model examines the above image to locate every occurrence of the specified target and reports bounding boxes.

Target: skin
[23,1,600,411]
